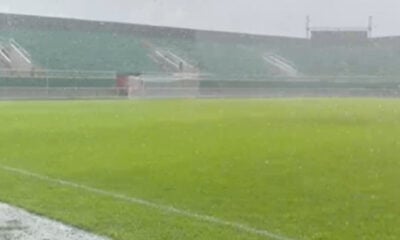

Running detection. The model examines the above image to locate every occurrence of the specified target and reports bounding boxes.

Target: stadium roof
[1,0,400,37]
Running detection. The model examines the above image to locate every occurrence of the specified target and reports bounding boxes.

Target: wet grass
[0,99,399,240]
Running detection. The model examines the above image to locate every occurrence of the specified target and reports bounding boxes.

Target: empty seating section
[150,38,270,78]
[190,42,270,79]
[0,30,159,73]
[277,44,400,76]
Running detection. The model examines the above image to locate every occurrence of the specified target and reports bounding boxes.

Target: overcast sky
[0,0,399,37]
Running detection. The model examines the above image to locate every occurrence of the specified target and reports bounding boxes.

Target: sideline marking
[0,164,297,240]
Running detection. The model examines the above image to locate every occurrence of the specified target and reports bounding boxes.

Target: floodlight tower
[306,16,311,39]
[368,16,373,38]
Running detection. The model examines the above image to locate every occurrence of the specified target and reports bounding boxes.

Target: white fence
[1,86,400,100]
[1,71,400,100]
[0,68,116,79]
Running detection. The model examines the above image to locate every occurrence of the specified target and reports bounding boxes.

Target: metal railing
[0,68,117,79]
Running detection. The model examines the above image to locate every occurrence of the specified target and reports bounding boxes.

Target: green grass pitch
[0,99,399,240]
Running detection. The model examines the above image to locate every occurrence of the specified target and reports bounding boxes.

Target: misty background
[0,0,399,37]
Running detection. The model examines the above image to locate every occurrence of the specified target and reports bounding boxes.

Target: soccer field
[0,99,399,240]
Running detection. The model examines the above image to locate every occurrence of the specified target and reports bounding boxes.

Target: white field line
[0,164,297,240]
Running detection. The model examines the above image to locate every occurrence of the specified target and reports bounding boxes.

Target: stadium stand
[1,13,400,99]
[0,13,299,80]
[3,13,399,79]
